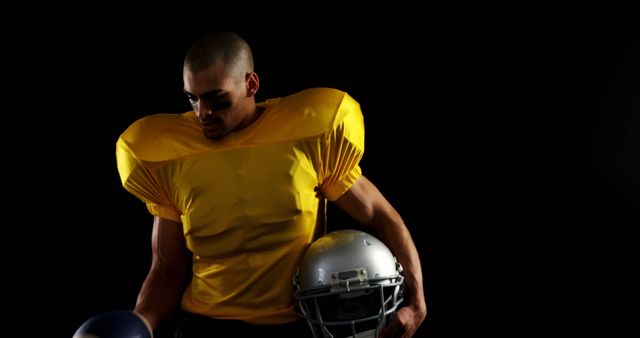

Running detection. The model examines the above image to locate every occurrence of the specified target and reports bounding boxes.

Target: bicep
[332,176,394,228]
[151,216,187,269]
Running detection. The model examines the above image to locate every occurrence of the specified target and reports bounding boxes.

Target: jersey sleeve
[116,138,182,222]
[319,92,365,201]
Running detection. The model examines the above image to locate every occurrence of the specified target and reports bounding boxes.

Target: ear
[245,72,260,97]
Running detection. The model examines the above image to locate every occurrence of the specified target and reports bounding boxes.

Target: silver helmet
[294,229,404,338]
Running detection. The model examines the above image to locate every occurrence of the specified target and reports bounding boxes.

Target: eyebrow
[183,89,226,100]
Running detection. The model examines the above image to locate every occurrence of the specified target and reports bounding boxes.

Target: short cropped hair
[184,31,254,78]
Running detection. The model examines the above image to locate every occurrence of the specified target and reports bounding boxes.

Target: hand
[379,304,427,338]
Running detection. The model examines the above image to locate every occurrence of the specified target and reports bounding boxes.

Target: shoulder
[119,113,197,148]
[285,87,351,105]
[122,113,195,137]
[116,112,206,162]
[259,88,362,140]
[282,88,359,120]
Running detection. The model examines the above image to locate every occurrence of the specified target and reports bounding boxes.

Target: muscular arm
[134,216,188,331]
[332,176,427,337]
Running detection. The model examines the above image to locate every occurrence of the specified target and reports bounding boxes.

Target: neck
[235,106,264,132]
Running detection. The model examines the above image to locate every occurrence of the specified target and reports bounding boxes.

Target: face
[183,61,255,139]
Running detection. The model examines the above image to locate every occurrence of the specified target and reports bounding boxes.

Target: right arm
[134,216,188,331]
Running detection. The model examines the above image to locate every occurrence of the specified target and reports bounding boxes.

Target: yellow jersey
[116,88,365,324]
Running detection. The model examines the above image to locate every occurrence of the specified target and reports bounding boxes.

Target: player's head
[294,230,405,338]
[183,31,260,140]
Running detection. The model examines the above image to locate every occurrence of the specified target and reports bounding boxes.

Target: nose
[195,101,212,119]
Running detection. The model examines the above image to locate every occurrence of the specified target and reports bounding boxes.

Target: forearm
[373,208,426,314]
[332,176,427,318]
[134,263,186,330]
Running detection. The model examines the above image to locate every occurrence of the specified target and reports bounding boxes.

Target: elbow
[150,259,187,285]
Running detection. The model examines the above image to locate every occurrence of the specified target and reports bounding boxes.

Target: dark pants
[173,312,311,338]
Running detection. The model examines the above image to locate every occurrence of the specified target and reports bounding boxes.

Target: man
[116,31,426,337]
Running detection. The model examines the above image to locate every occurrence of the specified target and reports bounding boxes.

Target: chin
[204,132,224,140]
[203,130,227,140]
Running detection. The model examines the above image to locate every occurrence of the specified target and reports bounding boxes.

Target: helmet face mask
[294,230,404,338]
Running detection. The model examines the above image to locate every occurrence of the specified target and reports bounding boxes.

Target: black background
[8,11,637,337]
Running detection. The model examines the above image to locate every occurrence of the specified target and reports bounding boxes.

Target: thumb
[379,317,402,338]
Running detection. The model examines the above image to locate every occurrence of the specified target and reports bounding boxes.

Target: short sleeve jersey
[116,88,364,324]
